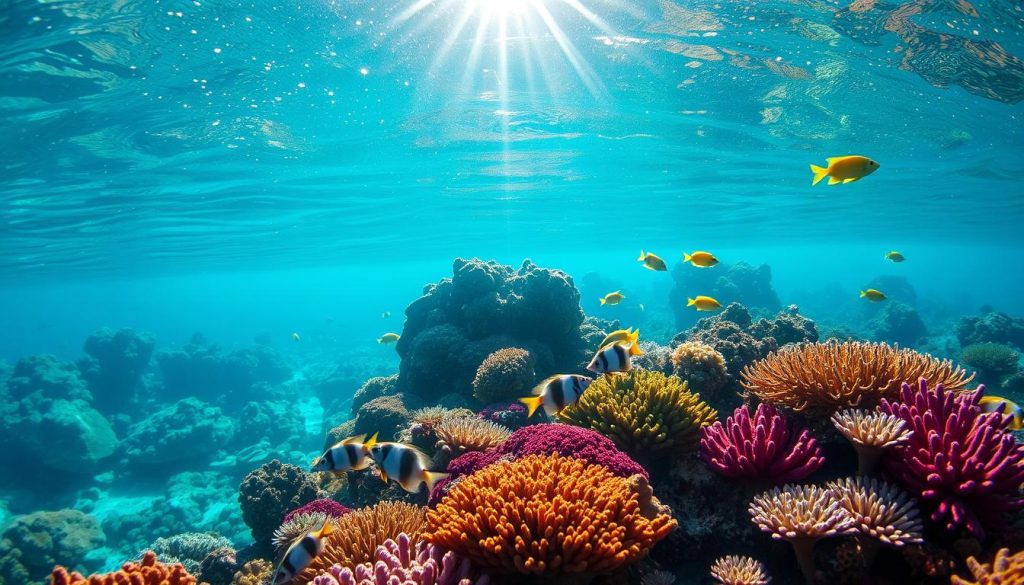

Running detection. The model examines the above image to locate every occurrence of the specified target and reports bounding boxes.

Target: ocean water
[1,0,1023,584]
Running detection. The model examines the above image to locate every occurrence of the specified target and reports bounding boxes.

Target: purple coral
[311,532,488,585]
[476,402,532,430]
[879,379,1024,538]
[282,498,352,524]
[700,403,824,483]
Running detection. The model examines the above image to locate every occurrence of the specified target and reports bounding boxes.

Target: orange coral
[740,341,973,414]
[49,551,197,585]
[426,453,676,576]
[951,548,1024,585]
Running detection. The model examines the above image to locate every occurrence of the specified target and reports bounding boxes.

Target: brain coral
[0,509,105,584]
[49,551,196,585]
[741,341,974,414]
[558,370,717,459]
[472,347,536,404]
[671,341,729,397]
[353,394,411,441]
[427,453,676,576]
[238,459,322,545]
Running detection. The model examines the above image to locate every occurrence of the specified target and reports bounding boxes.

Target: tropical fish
[519,374,594,417]
[637,250,668,271]
[884,251,905,263]
[377,332,400,344]
[860,289,886,302]
[272,520,333,584]
[599,328,644,356]
[312,433,378,474]
[810,155,880,186]
[587,341,633,375]
[979,396,1024,431]
[687,296,722,311]
[683,251,719,268]
[366,441,449,493]
[292,332,301,342]
[382,311,391,319]
[599,291,625,306]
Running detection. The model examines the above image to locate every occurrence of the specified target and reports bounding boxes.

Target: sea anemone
[700,402,824,484]
[558,369,717,459]
[311,533,487,585]
[950,548,1024,585]
[671,341,729,396]
[640,569,677,585]
[49,551,197,585]
[879,379,1024,538]
[831,408,912,475]
[748,484,854,584]
[740,341,974,414]
[472,347,536,404]
[829,477,922,567]
[273,512,333,553]
[427,453,676,577]
[434,417,511,458]
[709,555,772,585]
[403,406,476,451]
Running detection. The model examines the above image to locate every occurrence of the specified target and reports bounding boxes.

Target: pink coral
[700,403,824,483]
[879,379,1024,538]
[283,498,353,524]
[311,533,487,585]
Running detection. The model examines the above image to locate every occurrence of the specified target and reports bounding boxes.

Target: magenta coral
[879,379,1024,538]
[700,403,825,483]
[283,499,353,524]
[310,532,487,585]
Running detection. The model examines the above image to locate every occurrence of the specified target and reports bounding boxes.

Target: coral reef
[828,478,922,550]
[632,341,674,375]
[427,453,676,576]
[558,369,717,460]
[0,509,105,584]
[77,327,155,411]
[231,559,273,585]
[354,395,412,441]
[475,402,532,431]
[749,309,819,348]
[830,409,912,476]
[741,341,975,414]
[950,548,1024,585]
[310,533,486,585]
[402,406,475,451]
[49,551,197,585]
[147,532,232,575]
[471,347,535,404]
[351,374,400,417]
[670,341,729,398]
[155,338,290,404]
[709,555,771,585]
[879,379,1024,538]
[700,403,824,484]
[197,547,239,585]
[669,261,781,330]
[5,354,92,402]
[119,397,235,469]
[960,343,1021,387]
[273,511,334,552]
[956,310,1024,350]
[238,459,322,546]
[865,302,927,347]
[283,499,353,524]
[434,417,511,461]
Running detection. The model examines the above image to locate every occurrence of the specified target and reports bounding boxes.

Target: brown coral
[671,341,729,397]
[740,341,974,414]
[831,409,912,475]
[951,548,1024,585]
[426,453,677,576]
[709,555,772,585]
[49,551,197,585]
[472,347,536,404]
[231,559,272,585]
[434,416,511,458]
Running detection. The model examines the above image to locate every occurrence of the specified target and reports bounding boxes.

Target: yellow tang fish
[367,441,449,493]
[979,396,1024,431]
[637,250,667,271]
[377,332,401,344]
[860,289,886,302]
[599,291,625,306]
[683,251,719,268]
[884,251,905,263]
[687,296,722,311]
[810,155,880,186]
[272,520,333,584]
[599,328,644,356]
[519,374,594,417]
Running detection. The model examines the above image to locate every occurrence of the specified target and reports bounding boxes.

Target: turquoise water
[2,0,1024,583]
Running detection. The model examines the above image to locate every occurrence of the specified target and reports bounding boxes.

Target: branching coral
[434,417,511,459]
[472,347,536,404]
[558,369,717,459]
[829,477,923,553]
[748,484,854,584]
[831,409,912,475]
[671,341,729,397]
[951,548,1024,585]
[709,555,772,585]
[427,453,676,576]
[741,341,974,414]
[879,379,1024,538]
[49,551,197,585]
[310,533,487,585]
[700,403,824,484]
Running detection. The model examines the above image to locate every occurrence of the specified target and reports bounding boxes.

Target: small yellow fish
[687,296,722,311]
[860,289,886,302]
[810,155,880,186]
[382,311,391,319]
[292,332,301,342]
[637,250,667,271]
[599,328,644,356]
[979,396,1024,431]
[377,332,401,344]
[683,251,719,268]
[599,291,625,306]
[884,251,905,263]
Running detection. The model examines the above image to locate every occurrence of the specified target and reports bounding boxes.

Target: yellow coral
[426,453,676,576]
[951,548,1024,585]
[558,369,717,457]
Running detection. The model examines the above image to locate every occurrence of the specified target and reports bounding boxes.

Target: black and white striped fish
[587,341,633,375]
[272,520,332,584]
[519,374,594,417]
[367,441,449,493]
[311,433,378,474]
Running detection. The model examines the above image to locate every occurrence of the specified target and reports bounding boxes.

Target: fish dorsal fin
[532,375,560,395]
[826,156,844,164]
[341,434,367,445]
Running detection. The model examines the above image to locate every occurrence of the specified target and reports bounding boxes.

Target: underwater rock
[676,303,779,389]
[236,399,307,452]
[471,347,536,405]
[749,308,819,347]
[197,547,239,585]
[77,327,155,411]
[866,301,927,347]
[350,373,400,416]
[669,261,781,331]
[956,310,1024,350]
[147,532,233,575]
[354,394,413,442]
[5,354,92,402]
[960,342,1020,387]
[396,258,587,402]
[120,397,235,470]
[155,338,291,405]
[0,508,106,584]
[238,459,323,547]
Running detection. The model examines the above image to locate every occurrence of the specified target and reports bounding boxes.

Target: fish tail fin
[687,297,696,306]
[422,470,450,492]
[810,164,828,186]
[376,337,384,344]
[317,519,334,538]
[683,252,692,263]
[599,297,606,305]
[859,290,867,298]
[518,396,544,418]
[637,250,645,261]
[364,432,379,450]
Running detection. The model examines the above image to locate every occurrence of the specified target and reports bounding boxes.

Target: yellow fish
[979,396,1024,431]
[377,332,400,344]
[683,251,719,268]
[884,251,905,263]
[860,289,886,302]
[687,296,722,311]
[599,328,644,356]
[600,291,625,306]
[292,332,301,342]
[637,250,667,271]
[810,155,880,186]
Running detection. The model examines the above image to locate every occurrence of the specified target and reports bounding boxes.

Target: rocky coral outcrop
[0,509,105,584]
[670,261,781,330]
[77,327,155,411]
[120,397,235,470]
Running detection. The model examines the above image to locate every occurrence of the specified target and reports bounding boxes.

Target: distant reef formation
[669,260,781,331]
